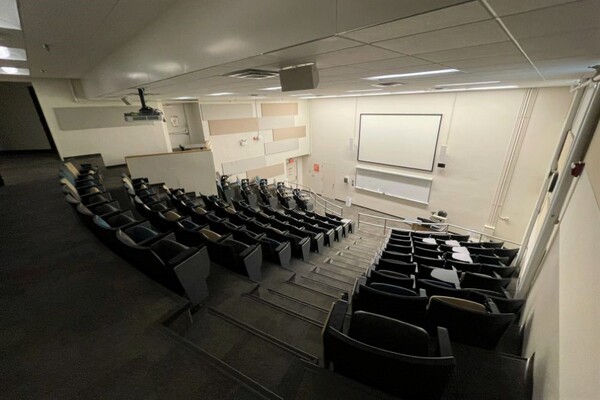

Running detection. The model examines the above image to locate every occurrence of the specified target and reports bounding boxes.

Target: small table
[452,247,470,254]
[445,240,460,247]
[422,238,437,245]
[431,268,461,289]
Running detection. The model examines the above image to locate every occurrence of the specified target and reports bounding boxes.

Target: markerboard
[355,166,433,205]
[358,114,442,171]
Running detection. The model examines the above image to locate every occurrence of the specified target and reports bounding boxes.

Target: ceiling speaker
[279,64,319,92]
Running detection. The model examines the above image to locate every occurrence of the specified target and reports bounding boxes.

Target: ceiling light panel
[364,68,459,80]
[0,46,26,61]
[0,66,29,75]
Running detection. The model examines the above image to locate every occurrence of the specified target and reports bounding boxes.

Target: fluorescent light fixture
[364,68,459,80]
[208,92,235,96]
[173,96,197,100]
[258,86,281,91]
[435,81,500,87]
[0,46,27,61]
[0,66,29,75]
[289,93,314,97]
[346,89,382,93]
[438,85,519,92]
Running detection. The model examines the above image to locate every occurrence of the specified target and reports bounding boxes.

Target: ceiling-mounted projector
[279,63,319,92]
[124,88,163,122]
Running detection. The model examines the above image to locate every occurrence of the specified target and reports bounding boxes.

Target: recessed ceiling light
[0,66,29,75]
[258,86,281,91]
[364,69,459,80]
[434,81,500,87]
[0,46,27,61]
[208,92,235,96]
[346,89,382,93]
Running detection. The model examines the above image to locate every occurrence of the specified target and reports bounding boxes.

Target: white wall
[303,88,571,241]
[523,120,600,399]
[31,78,171,166]
[0,82,51,151]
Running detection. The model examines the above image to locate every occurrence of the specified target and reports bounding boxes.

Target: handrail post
[383,218,387,235]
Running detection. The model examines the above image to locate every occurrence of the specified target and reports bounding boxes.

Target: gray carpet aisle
[0,154,264,399]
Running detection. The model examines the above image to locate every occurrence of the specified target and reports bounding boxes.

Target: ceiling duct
[225,69,279,80]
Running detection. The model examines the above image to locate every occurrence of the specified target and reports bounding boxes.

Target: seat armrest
[137,231,175,246]
[323,300,348,334]
[353,276,367,295]
[501,288,512,299]
[419,288,427,297]
[164,246,199,267]
[80,190,109,199]
[492,271,502,278]
[486,299,501,314]
[437,327,453,357]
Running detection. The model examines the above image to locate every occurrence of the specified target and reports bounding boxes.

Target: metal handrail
[290,182,344,217]
[357,212,521,247]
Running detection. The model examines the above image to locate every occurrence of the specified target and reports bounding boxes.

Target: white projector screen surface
[358,114,442,171]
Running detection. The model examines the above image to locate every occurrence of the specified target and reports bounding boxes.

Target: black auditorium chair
[475,255,510,266]
[446,259,482,274]
[92,212,147,246]
[387,237,412,247]
[352,279,428,327]
[325,212,354,234]
[257,212,322,256]
[304,210,347,237]
[292,188,313,211]
[426,296,515,350]
[467,247,497,256]
[366,269,414,290]
[480,263,518,278]
[467,289,525,315]
[448,233,470,242]
[375,258,417,276]
[417,265,443,280]
[411,240,440,251]
[175,225,262,281]
[115,228,210,307]
[460,272,512,292]
[494,247,519,265]
[239,178,259,209]
[480,241,505,249]
[323,300,455,399]
[62,180,112,207]
[385,243,413,253]
[413,246,445,259]
[390,228,411,238]
[288,209,342,242]
[418,279,471,299]
[381,250,412,263]
[276,182,295,209]
[413,254,446,268]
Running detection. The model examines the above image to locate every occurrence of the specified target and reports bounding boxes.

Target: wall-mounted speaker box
[280,64,319,92]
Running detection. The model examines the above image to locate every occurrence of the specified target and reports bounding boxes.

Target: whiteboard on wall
[358,114,442,171]
[355,166,433,205]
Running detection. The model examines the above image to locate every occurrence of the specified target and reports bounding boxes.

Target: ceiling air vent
[225,69,279,80]
[371,82,404,88]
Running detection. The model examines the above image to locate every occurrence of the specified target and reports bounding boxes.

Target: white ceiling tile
[0,27,26,49]
[486,0,581,16]
[313,45,402,68]
[375,20,509,55]
[350,56,431,70]
[265,36,361,60]
[442,54,530,69]
[418,41,521,62]
[336,0,469,32]
[519,28,600,60]
[340,2,491,43]
[501,0,600,40]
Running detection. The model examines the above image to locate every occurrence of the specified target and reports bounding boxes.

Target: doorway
[321,163,336,199]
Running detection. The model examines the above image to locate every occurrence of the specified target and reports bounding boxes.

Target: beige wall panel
[261,102,298,117]
[208,117,259,135]
[273,126,306,141]
[201,103,255,120]
[247,163,284,179]
[584,123,600,208]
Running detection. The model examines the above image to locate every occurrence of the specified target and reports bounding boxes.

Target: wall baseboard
[0,149,57,155]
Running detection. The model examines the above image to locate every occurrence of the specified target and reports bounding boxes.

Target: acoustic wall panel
[222,155,266,175]
[208,117,259,135]
[201,103,254,120]
[273,126,306,141]
[258,116,296,130]
[261,102,298,117]
[264,139,300,155]
[358,114,442,171]
[55,106,154,130]
[247,163,284,179]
